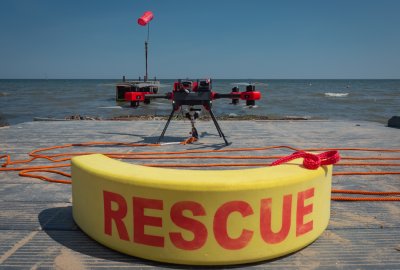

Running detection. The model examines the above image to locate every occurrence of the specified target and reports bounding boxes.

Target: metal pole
[144,23,150,82]
[145,40,148,82]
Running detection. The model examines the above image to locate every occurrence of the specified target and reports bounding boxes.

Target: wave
[98,106,122,109]
[97,83,116,86]
[324,92,349,97]
[284,115,312,120]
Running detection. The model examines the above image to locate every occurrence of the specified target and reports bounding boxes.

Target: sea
[0,79,399,126]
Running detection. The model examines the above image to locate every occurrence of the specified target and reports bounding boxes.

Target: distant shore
[108,114,311,121]
[29,114,311,123]
[1,114,313,127]
[2,114,396,128]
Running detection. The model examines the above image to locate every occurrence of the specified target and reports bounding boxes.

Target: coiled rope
[1,142,399,201]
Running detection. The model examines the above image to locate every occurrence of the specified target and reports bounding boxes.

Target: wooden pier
[0,120,399,269]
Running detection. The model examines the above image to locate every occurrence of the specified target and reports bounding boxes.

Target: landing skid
[157,108,229,146]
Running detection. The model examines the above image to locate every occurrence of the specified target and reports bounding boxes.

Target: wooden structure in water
[115,79,160,102]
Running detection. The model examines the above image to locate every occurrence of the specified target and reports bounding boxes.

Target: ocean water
[0,79,399,125]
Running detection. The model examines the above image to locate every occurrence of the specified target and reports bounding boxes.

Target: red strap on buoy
[271,150,340,170]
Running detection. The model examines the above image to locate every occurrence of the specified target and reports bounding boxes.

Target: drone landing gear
[208,109,229,145]
[158,109,175,144]
[157,107,229,146]
[187,109,199,140]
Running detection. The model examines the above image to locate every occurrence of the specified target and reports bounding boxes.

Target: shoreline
[17,114,312,125]
[0,117,312,128]
[2,114,313,127]
[107,114,312,121]
[2,114,396,128]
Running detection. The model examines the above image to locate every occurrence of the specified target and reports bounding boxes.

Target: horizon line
[1,78,399,80]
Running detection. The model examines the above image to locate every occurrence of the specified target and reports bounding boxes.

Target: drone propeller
[243,104,258,108]
[158,83,171,88]
[231,82,268,87]
[135,83,170,88]
[252,82,268,87]
[149,101,170,107]
[231,82,255,86]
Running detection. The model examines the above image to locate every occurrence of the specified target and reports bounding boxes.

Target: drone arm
[146,93,172,100]
[212,91,261,101]
[212,93,233,99]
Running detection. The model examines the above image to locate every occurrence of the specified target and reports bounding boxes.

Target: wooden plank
[0,120,399,268]
[0,229,398,269]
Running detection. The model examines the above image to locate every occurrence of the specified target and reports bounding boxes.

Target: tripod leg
[209,109,229,145]
[157,109,175,144]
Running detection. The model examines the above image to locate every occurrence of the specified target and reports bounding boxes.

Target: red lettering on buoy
[213,201,254,250]
[169,201,208,250]
[133,197,164,247]
[103,191,130,241]
[260,194,292,244]
[102,187,316,250]
[296,188,314,236]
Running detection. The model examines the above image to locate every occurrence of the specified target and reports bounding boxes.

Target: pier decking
[0,120,399,269]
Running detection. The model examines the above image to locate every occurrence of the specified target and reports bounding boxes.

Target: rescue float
[71,153,334,265]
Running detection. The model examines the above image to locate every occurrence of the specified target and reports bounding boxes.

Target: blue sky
[0,0,399,79]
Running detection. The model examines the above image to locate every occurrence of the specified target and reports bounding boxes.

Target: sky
[0,0,399,79]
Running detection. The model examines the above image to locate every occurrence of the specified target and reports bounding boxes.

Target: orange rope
[334,171,400,176]
[19,169,71,184]
[332,189,400,195]
[331,189,400,201]
[331,196,400,201]
[1,143,399,201]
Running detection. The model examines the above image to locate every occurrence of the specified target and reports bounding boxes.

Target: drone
[123,78,261,145]
[117,11,262,145]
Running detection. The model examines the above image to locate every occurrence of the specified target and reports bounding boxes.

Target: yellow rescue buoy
[71,154,332,265]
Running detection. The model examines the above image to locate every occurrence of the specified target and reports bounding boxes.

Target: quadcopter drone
[117,12,262,145]
[123,78,262,145]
